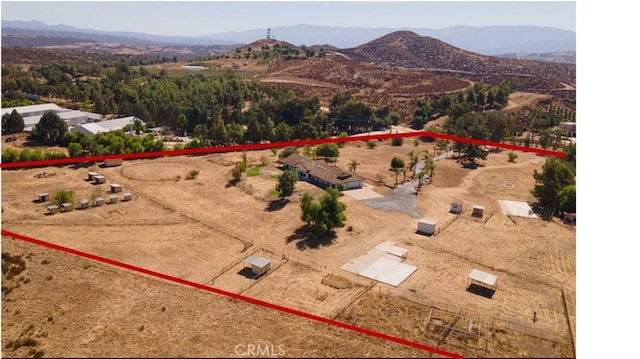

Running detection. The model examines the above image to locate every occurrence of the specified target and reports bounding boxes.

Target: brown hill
[339,31,575,95]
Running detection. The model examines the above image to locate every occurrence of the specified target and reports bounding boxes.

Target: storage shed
[467,269,498,292]
[79,199,90,209]
[61,202,73,212]
[417,219,436,235]
[47,204,59,215]
[450,201,463,214]
[110,183,122,193]
[87,172,99,181]
[243,256,271,276]
[94,175,106,184]
[472,205,485,218]
[94,197,104,206]
[108,194,118,204]
[38,193,50,203]
[122,192,132,201]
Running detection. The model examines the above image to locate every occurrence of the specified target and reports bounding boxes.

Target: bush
[54,189,73,205]
[366,140,377,149]
[508,151,518,162]
[185,169,199,180]
[391,137,404,146]
[279,146,298,159]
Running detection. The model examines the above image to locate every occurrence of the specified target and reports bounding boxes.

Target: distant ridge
[2,20,575,55]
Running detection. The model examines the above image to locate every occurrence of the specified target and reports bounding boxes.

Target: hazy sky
[1,1,576,36]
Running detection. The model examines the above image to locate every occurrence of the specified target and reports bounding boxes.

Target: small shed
[108,194,118,204]
[94,197,104,206]
[111,183,123,193]
[450,201,463,214]
[94,175,106,184]
[79,199,90,209]
[467,269,498,292]
[87,172,99,181]
[47,204,59,215]
[38,193,50,203]
[61,202,73,212]
[243,256,271,276]
[122,192,132,201]
[417,219,436,235]
[472,205,484,218]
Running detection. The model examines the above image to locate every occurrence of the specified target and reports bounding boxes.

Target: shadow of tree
[286,225,337,250]
[530,202,555,221]
[265,199,288,212]
[225,179,240,188]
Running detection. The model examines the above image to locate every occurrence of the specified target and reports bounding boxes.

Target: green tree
[531,157,575,215]
[390,157,405,184]
[31,111,68,144]
[2,109,24,135]
[276,169,298,199]
[316,143,340,163]
[558,184,576,214]
[231,161,246,182]
[68,142,83,158]
[348,160,360,173]
[300,187,347,236]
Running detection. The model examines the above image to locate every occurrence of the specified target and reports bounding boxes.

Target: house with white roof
[70,116,145,136]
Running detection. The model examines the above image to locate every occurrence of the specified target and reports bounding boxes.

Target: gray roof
[243,256,270,268]
[279,153,364,186]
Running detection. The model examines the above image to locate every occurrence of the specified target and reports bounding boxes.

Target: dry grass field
[1,138,575,358]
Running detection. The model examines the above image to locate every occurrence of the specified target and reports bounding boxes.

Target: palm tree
[348,160,360,173]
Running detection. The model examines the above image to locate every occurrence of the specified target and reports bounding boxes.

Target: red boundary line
[1,229,463,359]
[1,131,565,169]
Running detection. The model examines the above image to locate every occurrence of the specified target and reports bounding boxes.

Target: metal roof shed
[243,256,271,276]
[467,269,498,291]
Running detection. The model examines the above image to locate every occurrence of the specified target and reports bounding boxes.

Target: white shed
[61,202,73,212]
[467,269,498,291]
[94,175,106,184]
[122,192,132,201]
[417,219,436,235]
[108,194,118,204]
[87,172,99,181]
[94,197,104,206]
[38,193,50,203]
[47,204,59,215]
[243,256,271,276]
[111,183,123,193]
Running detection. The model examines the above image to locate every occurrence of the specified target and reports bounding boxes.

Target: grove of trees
[300,187,347,236]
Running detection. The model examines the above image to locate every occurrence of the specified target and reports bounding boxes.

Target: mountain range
[1,20,575,56]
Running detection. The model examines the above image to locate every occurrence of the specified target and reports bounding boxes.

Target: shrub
[366,140,377,149]
[185,169,199,180]
[54,189,73,206]
[391,137,404,146]
[508,152,518,162]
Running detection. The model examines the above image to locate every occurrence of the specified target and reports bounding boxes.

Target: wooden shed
[417,219,436,236]
[94,197,104,206]
[94,175,106,184]
[122,192,132,201]
[79,199,90,209]
[243,256,271,276]
[450,201,463,214]
[47,204,59,215]
[38,193,50,203]
[472,205,484,218]
[110,183,123,193]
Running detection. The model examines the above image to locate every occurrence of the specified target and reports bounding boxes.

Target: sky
[1,1,576,37]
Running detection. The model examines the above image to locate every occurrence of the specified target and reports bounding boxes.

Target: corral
[1,139,575,357]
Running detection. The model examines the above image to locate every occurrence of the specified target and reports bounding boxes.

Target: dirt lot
[1,138,575,357]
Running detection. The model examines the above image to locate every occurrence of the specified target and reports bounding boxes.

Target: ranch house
[278,154,364,190]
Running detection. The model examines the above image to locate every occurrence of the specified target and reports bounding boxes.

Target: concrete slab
[358,256,417,287]
[498,200,538,218]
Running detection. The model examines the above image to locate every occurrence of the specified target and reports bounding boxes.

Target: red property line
[0,131,565,169]
[1,230,462,359]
